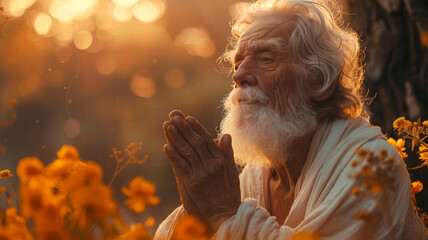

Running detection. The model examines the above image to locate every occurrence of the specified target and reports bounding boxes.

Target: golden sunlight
[34,13,52,35]
[175,27,216,58]
[49,0,99,23]
[113,5,133,22]
[133,0,164,23]
[96,55,117,75]
[6,0,37,17]
[113,0,139,7]
[74,30,93,50]
[131,74,156,98]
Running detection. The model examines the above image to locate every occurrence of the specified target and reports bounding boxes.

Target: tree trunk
[344,0,428,211]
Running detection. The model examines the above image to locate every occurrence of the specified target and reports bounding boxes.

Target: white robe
[155,117,427,239]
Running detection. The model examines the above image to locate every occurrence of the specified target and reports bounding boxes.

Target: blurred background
[0,0,427,235]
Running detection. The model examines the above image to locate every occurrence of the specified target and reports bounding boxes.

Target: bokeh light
[96,55,117,75]
[74,30,93,50]
[133,0,164,23]
[113,0,138,7]
[49,0,99,23]
[131,72,156,98]
[113,5,133,22]
[64,119,81,138]
[175,27,216,58]
[6,0,37,17]
[34,13,52,35]
[165,68,186,88]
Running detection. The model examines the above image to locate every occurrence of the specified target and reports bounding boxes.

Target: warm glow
[55,46,73,63]
[228,2,250,18]
[54,23,75,43]
[165,68,186,88]
[133,0,161,23]
[64,119,80,138]
[34,13,52,35]
[7,0,36,17]
[96,55,117,75]
[49,0,99,23]
[131,74,156,98]
[112,0,138,7]
[113,5,133,22]
[175,27,216,58]
[74,31,93,50]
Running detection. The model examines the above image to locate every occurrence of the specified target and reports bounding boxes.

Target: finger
[185,116,219,154]
[219,134,235,164]
[169,110,186,119]
[167,124,202,169]
[163,121,173,144]
[164,144,192,177]
[171,116,211,160]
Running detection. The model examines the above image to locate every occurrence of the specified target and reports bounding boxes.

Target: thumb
[219,134,234,163]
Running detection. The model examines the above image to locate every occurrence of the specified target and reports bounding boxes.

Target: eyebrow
[233,38,289,64]
[247,38,287,53]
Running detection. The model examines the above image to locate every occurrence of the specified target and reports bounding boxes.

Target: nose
[232,61,257,88]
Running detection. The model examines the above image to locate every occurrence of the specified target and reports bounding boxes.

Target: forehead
[237,15,296,51]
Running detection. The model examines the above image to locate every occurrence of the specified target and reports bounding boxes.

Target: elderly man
[155,0,427,239]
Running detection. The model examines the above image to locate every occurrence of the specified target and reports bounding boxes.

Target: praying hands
[162,110,241,231]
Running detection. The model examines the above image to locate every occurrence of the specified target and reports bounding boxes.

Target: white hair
[219,85,317,169]
[220,0,367,121]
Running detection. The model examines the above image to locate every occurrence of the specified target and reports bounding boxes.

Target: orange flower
[20,179,54,218]
[16,157,44,183]
[173,215,209,240]
[122,176,160,213]
[121,223,150,240]
[5,207,33,240]
[56,145,80,160]
[145,217,155,227]
[422,120,428,129]
[0,228,14,240]
[393,117,412,131]
[69,183,117,228]
[6,207,26,226]
[44,158,82,191]
[66,161,103,191]
[0,169,13,179]
[411,181,423,196]
[33,200,67,240]
[291,232,320,240]
[419,145,428,163]
[387,138,408,159]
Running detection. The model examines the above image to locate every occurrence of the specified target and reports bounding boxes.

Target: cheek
[269,65,303,113]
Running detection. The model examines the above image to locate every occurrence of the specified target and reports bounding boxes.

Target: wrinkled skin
[163,110,241,231]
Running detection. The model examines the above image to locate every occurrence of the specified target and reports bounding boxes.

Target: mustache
[226,87,270,107]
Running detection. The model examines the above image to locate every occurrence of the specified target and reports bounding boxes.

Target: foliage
[0,143,158,240]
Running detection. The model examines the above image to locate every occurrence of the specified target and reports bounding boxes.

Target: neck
[273,130,316,190]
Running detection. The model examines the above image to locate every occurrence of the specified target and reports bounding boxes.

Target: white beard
[219,86,317,169]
